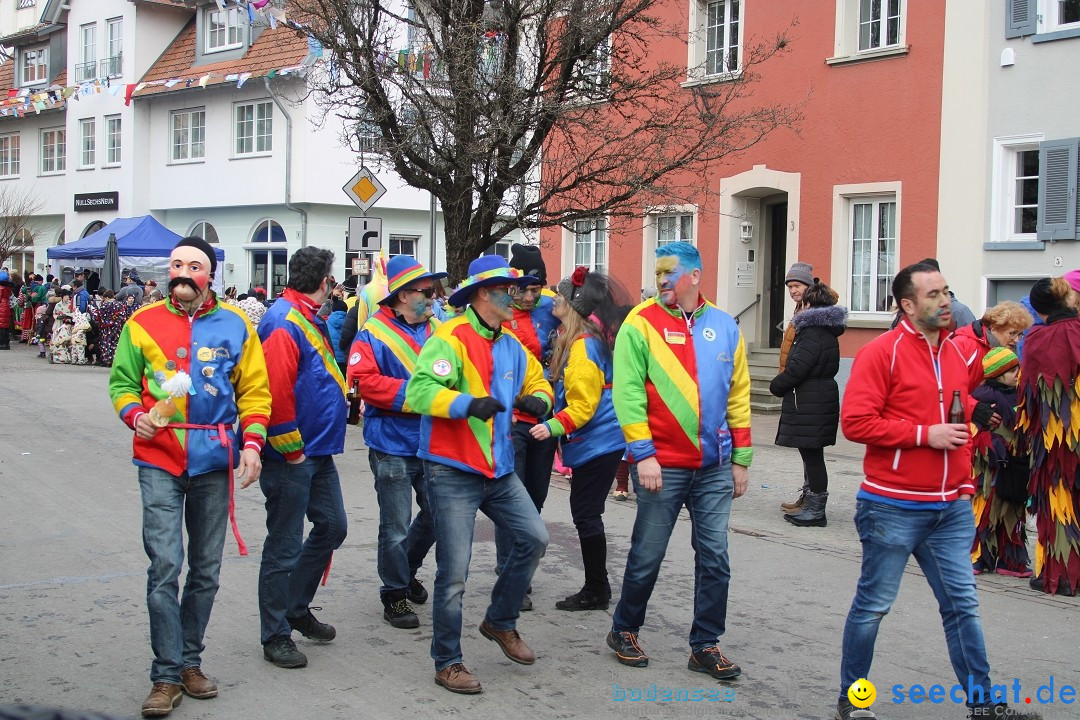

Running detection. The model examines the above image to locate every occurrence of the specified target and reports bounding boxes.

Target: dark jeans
[798,447,828,493]
[258,456,348,644]
[569,449,623,539]
[137,467,229,684]
[495,420,557,570]
[369,449,435,600]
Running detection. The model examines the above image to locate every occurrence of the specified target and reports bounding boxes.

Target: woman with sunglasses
[530,267,631,611]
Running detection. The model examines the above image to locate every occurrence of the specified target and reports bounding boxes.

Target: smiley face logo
[847,678,876,709]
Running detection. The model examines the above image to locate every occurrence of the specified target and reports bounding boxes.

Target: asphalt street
[1,340,1077,720]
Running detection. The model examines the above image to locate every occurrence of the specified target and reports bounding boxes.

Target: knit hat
[1028,278,1057,315]
[173,236,217,276]
[983,347,1019,379]
[1064,269,1080,296]
[557,266,605,318]
[784,262,813,287]
[509,243,547,285]
[447,255,538,308]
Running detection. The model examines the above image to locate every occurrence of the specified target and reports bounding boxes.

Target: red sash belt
[169,422,248,556]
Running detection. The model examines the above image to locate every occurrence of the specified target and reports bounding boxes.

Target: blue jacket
[258,289,347,461]
[546,334,625,467]
[326,309,347,363]
[74,287,89,313]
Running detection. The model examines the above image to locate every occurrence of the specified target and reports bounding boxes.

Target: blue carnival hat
[447,255,538,309]
[379,254,447,305]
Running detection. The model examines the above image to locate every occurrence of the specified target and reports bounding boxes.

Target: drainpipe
[265,76,308,247]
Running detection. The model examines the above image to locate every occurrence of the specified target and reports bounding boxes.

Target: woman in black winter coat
[769,281,847,526]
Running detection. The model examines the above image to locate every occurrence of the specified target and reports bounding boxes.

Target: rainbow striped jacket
[613,296,752,469]
[406,307,553,478]
[546,334,625,467]
[109,295,271,477]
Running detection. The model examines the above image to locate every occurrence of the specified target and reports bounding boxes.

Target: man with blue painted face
[606,241,752,683]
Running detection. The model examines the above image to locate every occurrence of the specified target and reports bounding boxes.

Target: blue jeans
[839,499,992,705]
[494,421,557,571]
[258,456,348,644]
[138,466,229,684]
[425,461,549,671]
[370,449,436,601]
[612,462,733,651]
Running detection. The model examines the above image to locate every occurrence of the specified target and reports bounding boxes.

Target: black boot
[556,534,610,611]
[785,491,827,527]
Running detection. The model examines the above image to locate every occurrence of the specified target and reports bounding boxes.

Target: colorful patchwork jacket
[347,306,440,457]
[406,307,553,478]
[544,333,626,467]
[613,296,752,469]
[109,295,271,477]
[259,289,348,462]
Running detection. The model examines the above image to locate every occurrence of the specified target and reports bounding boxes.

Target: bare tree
[296,0,803,280]
[0,184,42,268]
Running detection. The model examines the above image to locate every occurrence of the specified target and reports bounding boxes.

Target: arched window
[56,229,66,246]
[8,228,35,276]
[82,220,106,238]
[249,219,287,296]
[189,220,220,243]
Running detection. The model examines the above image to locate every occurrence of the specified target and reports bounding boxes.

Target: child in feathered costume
[970,347,1030,577]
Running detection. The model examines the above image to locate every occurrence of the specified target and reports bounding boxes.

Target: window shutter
[1036,138,1079,241]
[1005,0,1037,39]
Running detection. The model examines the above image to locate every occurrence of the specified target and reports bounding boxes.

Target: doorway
[768,202,788,348]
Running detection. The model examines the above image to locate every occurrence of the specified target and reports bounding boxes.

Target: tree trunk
[442,199,476,284]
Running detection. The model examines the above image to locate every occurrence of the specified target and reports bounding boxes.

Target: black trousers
[569,449,624,539]
[798,447,829,493]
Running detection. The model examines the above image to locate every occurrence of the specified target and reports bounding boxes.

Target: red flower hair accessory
[571,266,588,287]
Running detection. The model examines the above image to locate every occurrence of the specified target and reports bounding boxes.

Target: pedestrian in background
[776,261,812,514]
[0,271,12,350]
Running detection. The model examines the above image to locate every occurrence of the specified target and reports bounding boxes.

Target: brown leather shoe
[141,682,183,717]
[479,619,535,665]
[434,663,482,694]
[180,666,217,699]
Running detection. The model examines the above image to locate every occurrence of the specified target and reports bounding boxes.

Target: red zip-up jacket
[841,318,983,502]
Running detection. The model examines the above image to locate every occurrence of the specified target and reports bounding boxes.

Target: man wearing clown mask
[109,236,271,718]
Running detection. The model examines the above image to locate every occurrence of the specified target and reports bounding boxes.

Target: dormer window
[21,46,48,86]
[206,6,243,53]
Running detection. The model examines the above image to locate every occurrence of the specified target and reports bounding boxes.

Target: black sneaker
[406,578,428,605]
[835,697,876,720]
[287,607,336,641]
[263,636,307,668]
[688,645,741,680]
[606,630,648,668]
[555,588,609,611]
[384,598,420,629]
[968,704,1042,720]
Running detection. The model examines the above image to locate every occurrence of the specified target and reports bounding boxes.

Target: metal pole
[429,191,437,272]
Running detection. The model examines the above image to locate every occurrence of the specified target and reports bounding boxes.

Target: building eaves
[0,22,64,48]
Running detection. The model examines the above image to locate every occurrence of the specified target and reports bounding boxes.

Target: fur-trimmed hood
[793,305,847,334]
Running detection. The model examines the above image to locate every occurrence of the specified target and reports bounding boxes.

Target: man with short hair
[257,247,349,670]
[72,279,89,313]
[406,255,552,694]
[116,274,145,307]
[347,255,445,629]
[836,262,1040,720]
[109,237,271,718]
[606,241,752,682]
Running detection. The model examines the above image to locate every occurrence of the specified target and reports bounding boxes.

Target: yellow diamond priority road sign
[343,167,387,212]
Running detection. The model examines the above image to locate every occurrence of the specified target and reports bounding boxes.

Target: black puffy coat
[770,305,847,448]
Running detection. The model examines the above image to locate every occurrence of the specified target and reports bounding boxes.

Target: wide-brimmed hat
[380,255,448,305]
[448,255,538,309]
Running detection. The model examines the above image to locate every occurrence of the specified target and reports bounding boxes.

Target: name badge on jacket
[664,329,686,345]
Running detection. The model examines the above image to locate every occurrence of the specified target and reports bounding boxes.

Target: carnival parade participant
[108,236,271,717]
[256,247,349,669]
[347,255,445,629]
[405,255,552,694]
[606,241,752,682]
[529,266,629,611]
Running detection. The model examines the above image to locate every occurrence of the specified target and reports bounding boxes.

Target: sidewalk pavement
[0,341,1076,720]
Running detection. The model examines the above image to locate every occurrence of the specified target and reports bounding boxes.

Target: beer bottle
[347,378,362,425]
[948,390,964,424]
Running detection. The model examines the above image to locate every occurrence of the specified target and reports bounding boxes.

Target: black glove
[467,396,506,421]
[971,401,998,430]
[514,395,548,418]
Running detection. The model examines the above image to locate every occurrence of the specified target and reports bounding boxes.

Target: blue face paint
[492,288,515,311]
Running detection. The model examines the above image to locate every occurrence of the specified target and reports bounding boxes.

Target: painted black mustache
[168,277,200,293]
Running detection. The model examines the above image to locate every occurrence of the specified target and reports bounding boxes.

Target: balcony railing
[74,61,97,83]
[100,54,122,78]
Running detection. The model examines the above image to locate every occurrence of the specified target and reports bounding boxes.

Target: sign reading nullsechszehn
[74,191,119,212]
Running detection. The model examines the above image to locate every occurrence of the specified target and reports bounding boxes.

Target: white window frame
[830,182,901,323]
[20,45,48,86]
[388,235,419,258]
[104,115,122,166]
[40,127,65,174]
[857,0,902,51]
[171,108,206,163]
[79,118,96,169]
[990,134,1044,245]
[848,196,898,314]
[1039,0,1080,32]
[483,241,511,259]
[0,133,20,177]
[570,218,608,275]
[106,17,124,77]
[234,101,273,157]
[78,23,97,82]
[830,0,908,62]
[205,6,244,53]
[687,0,742,81]
[580,36,611,95]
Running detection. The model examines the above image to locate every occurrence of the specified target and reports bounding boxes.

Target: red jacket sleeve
[841,343,923,449]
[348,334,409,412]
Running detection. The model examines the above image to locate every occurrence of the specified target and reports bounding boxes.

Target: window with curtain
[849,197,897,312]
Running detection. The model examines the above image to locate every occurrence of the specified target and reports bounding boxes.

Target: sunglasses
[489,284,520,297]
[404,286,436,299]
